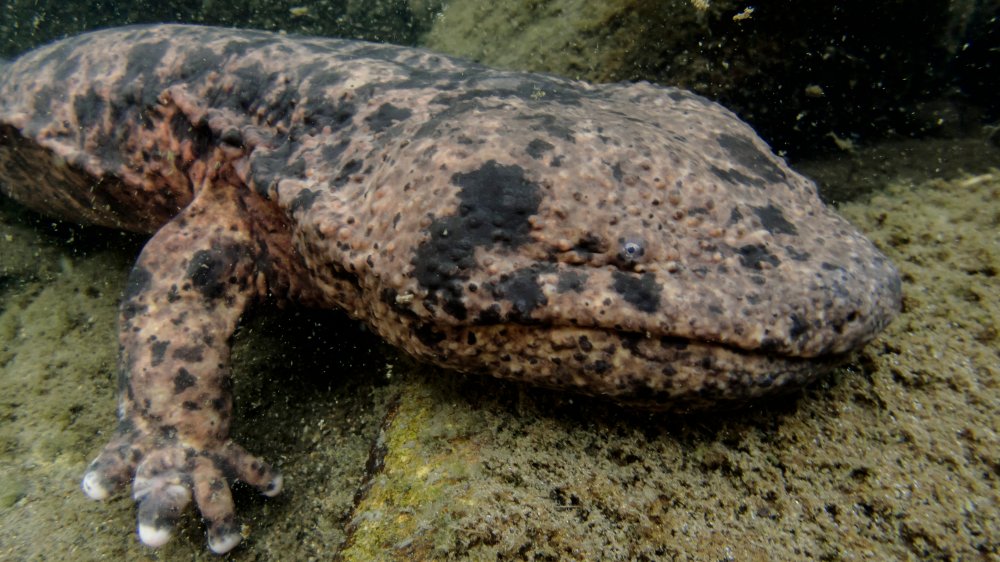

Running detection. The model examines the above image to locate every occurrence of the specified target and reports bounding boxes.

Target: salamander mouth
[419,322,846,411]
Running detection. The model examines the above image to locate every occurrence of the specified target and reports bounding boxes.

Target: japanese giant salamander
[0,25,900,553]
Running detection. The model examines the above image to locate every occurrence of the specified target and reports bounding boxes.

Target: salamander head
[365,79,901,408]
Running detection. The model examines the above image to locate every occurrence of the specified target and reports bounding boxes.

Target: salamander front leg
[80,185,283,553]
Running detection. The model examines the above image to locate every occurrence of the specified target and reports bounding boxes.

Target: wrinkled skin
[0,25,900,553]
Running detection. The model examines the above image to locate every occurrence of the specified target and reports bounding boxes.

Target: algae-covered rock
[424,0,999,156]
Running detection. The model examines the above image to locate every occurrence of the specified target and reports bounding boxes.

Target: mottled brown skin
[0,25,900,553]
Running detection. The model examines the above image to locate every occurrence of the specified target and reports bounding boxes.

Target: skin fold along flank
[0,25,901,553]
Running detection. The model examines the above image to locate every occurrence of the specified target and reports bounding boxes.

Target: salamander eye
[617,236,646,264]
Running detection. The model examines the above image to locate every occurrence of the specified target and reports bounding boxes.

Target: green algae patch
[340,371,489,559]
[0,473,28,509]
[423,0,713,83]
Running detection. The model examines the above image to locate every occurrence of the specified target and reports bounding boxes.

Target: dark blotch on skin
[187,249,228,300]
[785,246,811,261]
[286,157,307,179]
[249,140,295,196]
[476,304,502,325]
[173,368,196,393]
[122,40,171,109]
[519,113,575,142]
[525,138,554,159]
[333,159,363,187]
[304,97,356,134]
[415,99,486,139]
[557,271,587,293]
[159,425,178,441]
[321,139,351,165]
[50,53,81,83]
[186,243,248,300]
[172,345,205,362]
[290,188,320,213]
[611,271,662,313]
[573,234,608,256]
[491,268,548,320]
[177,47,224,83]
[717,133,787,185]
[611,162,624,181]
[415,324,447,347]
[789,314,809,340]
[365,102,412,132]
[208,62,300,128]
[73,86,107,130]
[412,160,542,320]
[710,165,765,188]
[738,244,781,270]
[753,204,798,235]
[436,74,585,108]
[150,340,170,367]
